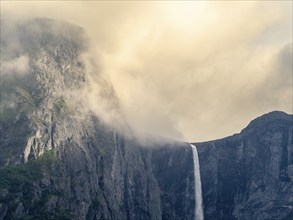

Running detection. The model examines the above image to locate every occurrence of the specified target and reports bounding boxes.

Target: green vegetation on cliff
[0,151,56,198]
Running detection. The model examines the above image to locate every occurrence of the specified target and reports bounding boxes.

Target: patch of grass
[0,151,56,190]
[0,150,58,213]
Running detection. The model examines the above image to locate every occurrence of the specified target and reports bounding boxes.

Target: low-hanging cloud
[1,1,292,141]
[2,55,30,76]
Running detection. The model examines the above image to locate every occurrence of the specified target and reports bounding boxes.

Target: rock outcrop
[196,111,293,220]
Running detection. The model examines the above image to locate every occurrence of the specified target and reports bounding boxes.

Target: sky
[1,1,292,142]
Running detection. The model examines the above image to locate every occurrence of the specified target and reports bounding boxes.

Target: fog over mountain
[2,1,292,142]
[0,3,292,219]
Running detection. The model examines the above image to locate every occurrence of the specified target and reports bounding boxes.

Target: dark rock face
[149,144,194,220]
[196,111,293,220]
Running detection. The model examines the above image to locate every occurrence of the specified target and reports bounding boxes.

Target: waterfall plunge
[190,144,204,220]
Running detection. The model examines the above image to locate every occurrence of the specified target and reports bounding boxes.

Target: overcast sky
[1,1,292,142]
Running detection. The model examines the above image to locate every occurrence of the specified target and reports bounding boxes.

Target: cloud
[2,55,30,76]
[1,1,292,141]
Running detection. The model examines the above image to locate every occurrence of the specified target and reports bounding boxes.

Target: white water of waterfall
[190,144,204,220]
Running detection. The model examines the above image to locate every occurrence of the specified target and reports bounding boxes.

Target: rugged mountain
[196,111,293,220]
[0,18,194,220]
[0,18,292,220]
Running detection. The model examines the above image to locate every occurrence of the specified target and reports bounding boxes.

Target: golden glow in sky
[1,1,292,141]
[163,1,207,26]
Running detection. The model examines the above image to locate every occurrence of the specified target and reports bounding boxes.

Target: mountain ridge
[195,110,292,220]
[0,18,292,220]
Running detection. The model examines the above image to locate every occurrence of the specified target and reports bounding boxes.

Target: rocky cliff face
[0,18,194,220]
[0,18,292,220]
[1,18,87,165]
[196,111,293,220]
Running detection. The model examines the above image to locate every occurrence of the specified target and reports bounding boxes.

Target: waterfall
[190,144,204,220]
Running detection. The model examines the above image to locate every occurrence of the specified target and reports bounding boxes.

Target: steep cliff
[196,111,293,220]
[0,18,194,220]
[1,18,292,220]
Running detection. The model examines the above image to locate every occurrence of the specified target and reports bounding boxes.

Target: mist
[1,1,292,142]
